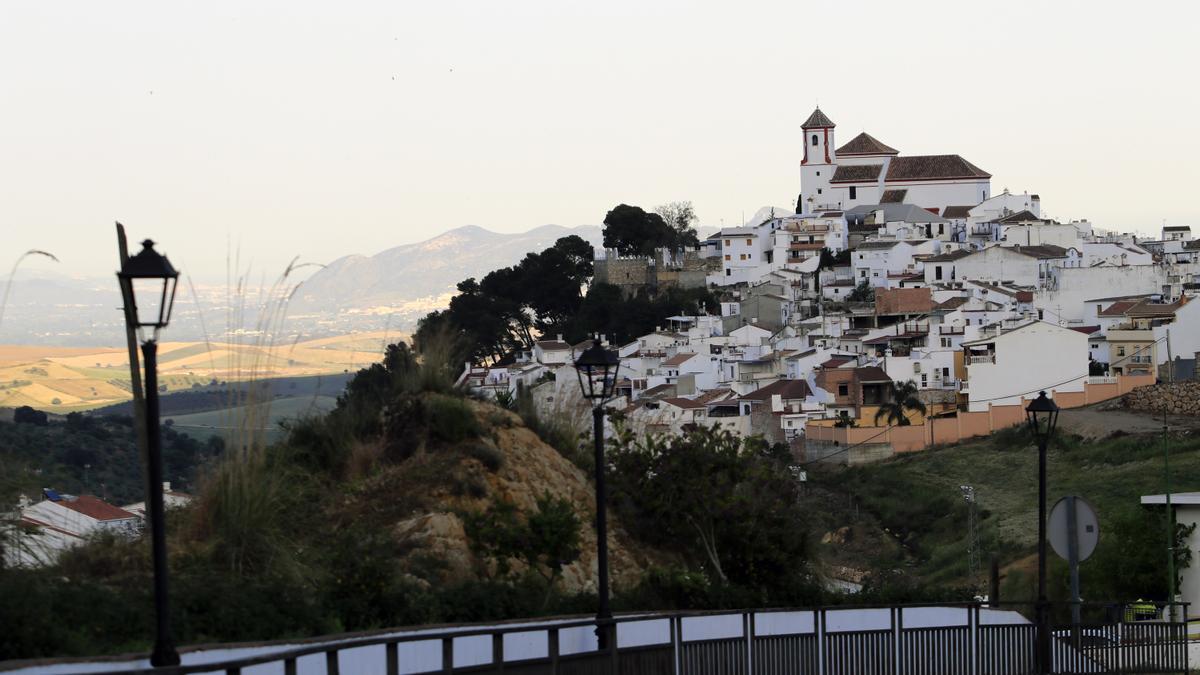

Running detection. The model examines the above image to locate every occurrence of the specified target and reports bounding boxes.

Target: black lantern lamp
[1025,390,1060,674]
[573,340,621,652]
[1026,390,1060,446]
[118,240,179,337]
[574,342,620,403]
[117,238,181,668]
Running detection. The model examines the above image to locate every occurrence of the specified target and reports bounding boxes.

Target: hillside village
[459,107,1200,464]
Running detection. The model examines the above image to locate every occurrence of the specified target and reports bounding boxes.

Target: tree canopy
[607,424,812,593]
[415,231,716,365]
[602,203,699,256]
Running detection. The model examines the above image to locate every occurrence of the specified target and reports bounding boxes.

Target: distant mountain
[293,224,604,313]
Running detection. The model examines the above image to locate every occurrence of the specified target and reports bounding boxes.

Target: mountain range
[292,224,604,314]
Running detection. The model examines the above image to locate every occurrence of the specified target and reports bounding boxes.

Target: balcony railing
[50,601,1188,675]
[968,355,996,365]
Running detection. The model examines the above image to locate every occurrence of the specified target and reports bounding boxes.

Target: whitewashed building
[797,107,991,215]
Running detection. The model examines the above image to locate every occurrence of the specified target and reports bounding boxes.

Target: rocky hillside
[331,398,670,593]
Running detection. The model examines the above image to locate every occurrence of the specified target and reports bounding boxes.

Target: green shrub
[424,394,481,444]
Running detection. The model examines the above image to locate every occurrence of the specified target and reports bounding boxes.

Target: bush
[424,394,481,444]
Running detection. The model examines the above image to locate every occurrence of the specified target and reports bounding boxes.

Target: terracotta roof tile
[740,379,813,401]
[831,164,882,184]
[942,205,973,218]
[662,352,697,367]
[874,287,934,315]
[835,132,899,156]
[996,210,1042,224]
[885,155,991,182]
[57,495,137,522]
[880,189,907,203]
[802,108,835,129]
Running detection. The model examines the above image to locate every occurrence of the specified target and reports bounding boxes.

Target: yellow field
[0,331,401,413]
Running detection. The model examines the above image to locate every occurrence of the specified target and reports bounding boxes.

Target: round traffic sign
[1048,496,1099,562]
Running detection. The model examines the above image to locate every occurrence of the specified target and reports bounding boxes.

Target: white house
[533,337,573,366]
[797,107,992,214]
[961,320,1088,412]
[6,490,140,567]
[955,245,1067,287]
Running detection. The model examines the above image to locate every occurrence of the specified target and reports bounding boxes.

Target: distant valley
[1,224,605,346]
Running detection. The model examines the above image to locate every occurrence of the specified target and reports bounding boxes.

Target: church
[797,107,991,217]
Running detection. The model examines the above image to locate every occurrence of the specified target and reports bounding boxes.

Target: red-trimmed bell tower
[799,107,836,214]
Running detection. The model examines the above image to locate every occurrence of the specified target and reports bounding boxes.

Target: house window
[812,134,818,146]
[1117,346,1125,357]
[746,238,753,245]
[724,239,731,246]
[816,171,821,176]
[935,266,943,280]
[942,367,950,378]
[724,254,731,261]
[725,269,731,276]
[817,188,823,195]
[941,337,951,347]
[1037,309,1044,320]
[838,383,849,396]
[849,186,857,200]
[921,374,928,386]
[739,254,746,260]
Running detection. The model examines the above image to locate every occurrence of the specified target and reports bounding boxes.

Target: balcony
[967,355,995,365]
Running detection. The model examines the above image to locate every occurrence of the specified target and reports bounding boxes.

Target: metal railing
[41,601,1190,675]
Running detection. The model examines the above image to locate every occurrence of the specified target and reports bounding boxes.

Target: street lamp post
[118,239,181,668]
[573,342,620,651]
[1026,391,1059,675]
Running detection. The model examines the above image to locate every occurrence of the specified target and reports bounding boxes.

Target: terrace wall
[802,374,1154,464]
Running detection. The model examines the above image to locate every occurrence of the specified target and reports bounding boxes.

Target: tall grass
[181,249,329,578]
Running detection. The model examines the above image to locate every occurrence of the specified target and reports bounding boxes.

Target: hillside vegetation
[805,422,1197,602]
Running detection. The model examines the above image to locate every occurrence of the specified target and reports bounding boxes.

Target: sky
[3,0,1198,282]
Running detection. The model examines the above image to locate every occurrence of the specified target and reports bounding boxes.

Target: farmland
[0,331,399,413]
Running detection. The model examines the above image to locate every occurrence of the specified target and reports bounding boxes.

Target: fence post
[325,649,339,675]
[971,603,980,675]
[744,612,754,675]
[443,636,454,674]
[548,628,559,675]
[894,606,902,675]
[386,642,399,675]
[672,615,682,675]
[817,608,827,675]
[608,621,619,674]
[284,657,297,675]
[493,632,504,672]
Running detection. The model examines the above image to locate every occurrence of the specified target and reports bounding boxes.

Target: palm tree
[874,380,927,426]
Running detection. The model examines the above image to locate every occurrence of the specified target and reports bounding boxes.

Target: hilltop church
[797,107,992,217]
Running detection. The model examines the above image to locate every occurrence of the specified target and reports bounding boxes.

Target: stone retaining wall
[1122,381,1200,416]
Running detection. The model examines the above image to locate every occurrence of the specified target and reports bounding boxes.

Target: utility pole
[962,485,981,590]
[1164,404,1176,621]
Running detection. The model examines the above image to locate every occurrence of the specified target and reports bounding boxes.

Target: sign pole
[1066,495,1081,648]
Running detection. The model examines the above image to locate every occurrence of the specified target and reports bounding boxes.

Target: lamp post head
[574,342,620,403]
[1025,390,1060,447]
[118,239,180,335]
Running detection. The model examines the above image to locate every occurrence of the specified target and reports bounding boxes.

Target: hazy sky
[3,1,1198,282]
